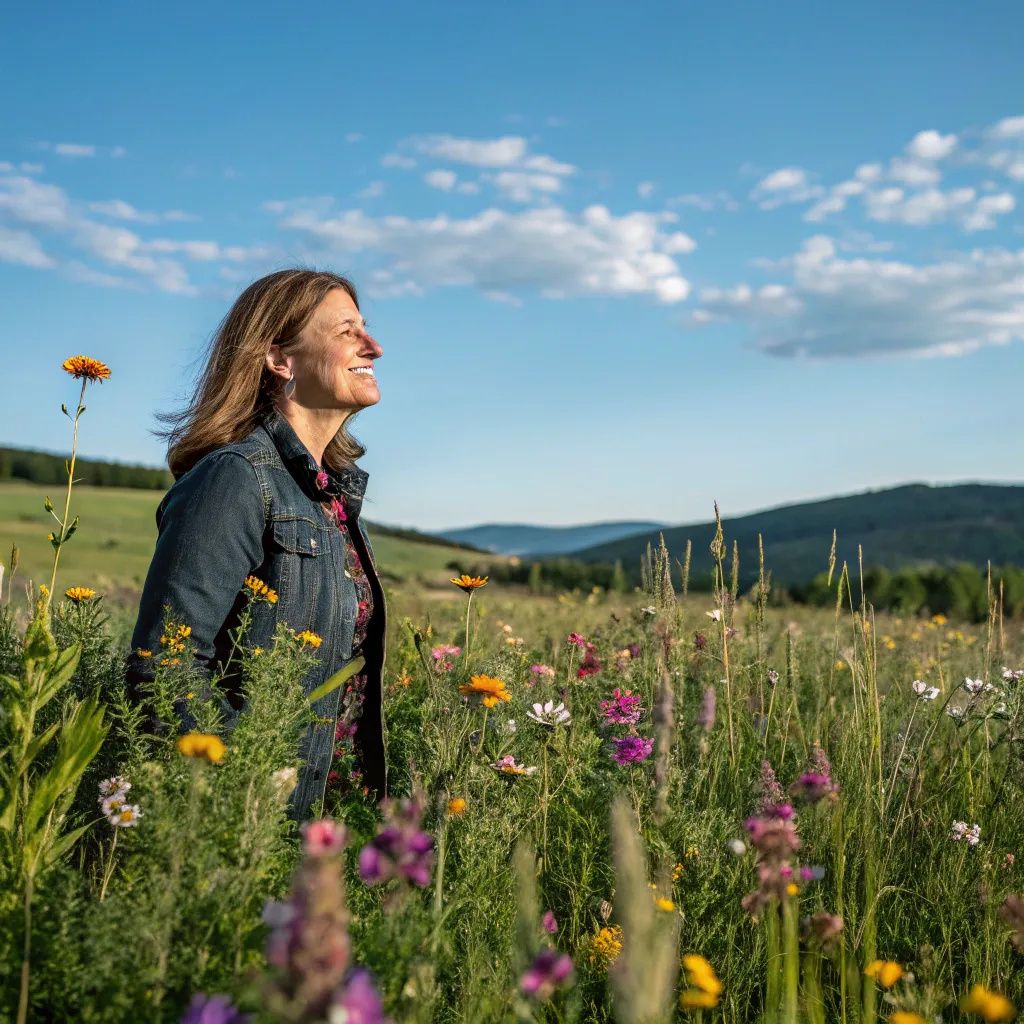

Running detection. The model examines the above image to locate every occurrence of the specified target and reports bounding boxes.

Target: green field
[0,481,481,601]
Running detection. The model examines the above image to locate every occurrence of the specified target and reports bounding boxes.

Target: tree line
[0,446,173,490]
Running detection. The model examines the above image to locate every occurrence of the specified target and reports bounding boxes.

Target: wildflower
[576,649,602,678]
[693,631,707,651]
[864,960,904,988]
[698,686,716,730]
[998,894,1024,953]
[176,733,227,763]
[301,819,347,858]
[951,821,982,846]
[179,993,250,1024]
[358,797,434,887]
[491,755,538,777]
[329,970,386,1024]
[64,586,96,602]
[965,677,985,693]
[706,609,721,622]
[680,990,718,1010]
[600,687,644,725]
[741,811,802,915]
[610,735,654,765]
[98,776,130,798]
[315,469,329,490]
[947,705,968,723]
[803,911,844,945]
[296,629,323,648]
[243,576,278,603]
[450,574,488,592]
[757,760,786,812]
[641,605,656,616]
[912,680,940,700]
[567,632,587,648]
[767,668,779,685]
[62,355,111,381]
[137,649,152,657]
[654,897,675,912]
[447,797,467,816]
[888,1013,927,1024]
[931,613,947,625]
[527,700,571,727]
[107,804,142,828]
[542,910,558,934]
[960,984,1016,1022]
[519,949,574,1002]
[789,772,838,804]
[101,792,127,816]
[728,839,747,857]
[683,954,723,997]
[529,664,556,681]
[588,925,623,968]
[431,643,462,660]
[459,674,512,708]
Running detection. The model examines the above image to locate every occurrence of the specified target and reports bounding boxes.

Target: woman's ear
[265,343,291,382]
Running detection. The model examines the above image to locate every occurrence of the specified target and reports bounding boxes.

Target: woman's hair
[159,268,367,479]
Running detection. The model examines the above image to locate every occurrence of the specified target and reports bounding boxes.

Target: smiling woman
[125,269,388,817]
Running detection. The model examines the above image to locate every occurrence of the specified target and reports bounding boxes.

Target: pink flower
[329,496,347,524]
[611,736,654,765]
[520,949,574,1002]
[567,632,587,649]
[315,470,329,490]
[300,819,347,858]
[600,687,644,725]
[542,910,558,934]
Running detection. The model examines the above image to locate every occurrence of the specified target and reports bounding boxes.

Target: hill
[0,482,486,599]
[436,520,669,557]
[571,482,1024,588]
[0,445,174,490]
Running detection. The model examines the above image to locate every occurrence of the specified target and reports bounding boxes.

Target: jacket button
[310,538,317,548]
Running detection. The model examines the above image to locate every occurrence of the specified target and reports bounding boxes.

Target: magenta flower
[358,797,434,888]
[693,631,707,651]
[315,470,329,490]
[600,687,644,725]
[432,644,462,660]
[179,994,250,1024]
[330,969,387,1023]
[611,736,654,765]
[520,949,574,1002]
[329,496,347,524]
[567,632,587,649]
[789,772,837,804]
[577,650,602,678]
[542,910,558,934]
[300,819,347,858]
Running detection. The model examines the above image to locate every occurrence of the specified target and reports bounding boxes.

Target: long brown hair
[160,268,367,479]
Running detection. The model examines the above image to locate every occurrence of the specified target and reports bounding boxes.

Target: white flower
[947,705,967,722]
[992,702,1007,715]
[98,776,130,799]
[911,680,940,700]
[641,605,657,616]
[706,609,722,622]
[964,677,984,694]
[101,793,128,816]
[966,824,981,846]
[950,820,981,845]
[503,718,518,734]
[727,839,746,856]
[107,804,142,828]
[526,701,572,727]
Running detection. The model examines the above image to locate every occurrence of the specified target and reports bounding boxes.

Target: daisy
[526,700,571,727]
[491,755,538,777]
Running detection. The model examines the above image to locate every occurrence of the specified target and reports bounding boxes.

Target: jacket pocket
[268,515,331,629]
[270,515,330,557]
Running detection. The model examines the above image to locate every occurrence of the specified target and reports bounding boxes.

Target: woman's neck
[275,403,349,467]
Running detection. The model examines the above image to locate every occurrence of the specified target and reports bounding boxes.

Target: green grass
[0,482,482,599]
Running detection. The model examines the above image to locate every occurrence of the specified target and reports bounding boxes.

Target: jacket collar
[261,408,369,518]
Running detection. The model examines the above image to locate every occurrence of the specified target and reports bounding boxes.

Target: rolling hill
[435,520,669,557]
[570,483,1024,587]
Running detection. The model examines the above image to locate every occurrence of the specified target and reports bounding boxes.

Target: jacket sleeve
[126,451,266,692]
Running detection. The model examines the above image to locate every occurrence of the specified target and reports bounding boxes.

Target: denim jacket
[126,409,387,817]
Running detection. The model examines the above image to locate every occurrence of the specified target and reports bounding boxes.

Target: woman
[126,268,387,818]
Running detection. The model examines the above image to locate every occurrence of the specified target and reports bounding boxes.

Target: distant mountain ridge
[435,520,669,557]
[570,482,1024,587]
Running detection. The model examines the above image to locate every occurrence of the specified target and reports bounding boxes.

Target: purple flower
[520,949,574,1002]
[698,686,716,731]
[358,797,434,888]
[331,969,387,1024]
[611,736,654,765]
[757,760,785,812]
[542,910,558,934]
[179,994,250,1024]
[693,631,707,651]
[315,470,329,490]
[600,687,645,725]
[627,643,641,658]
[789,772,838,804]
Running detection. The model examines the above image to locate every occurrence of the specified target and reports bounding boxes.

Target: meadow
[1,361,1022,1024]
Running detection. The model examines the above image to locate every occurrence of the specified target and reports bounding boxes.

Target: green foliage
[0,446,173,490]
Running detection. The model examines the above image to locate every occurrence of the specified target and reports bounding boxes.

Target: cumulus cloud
[750,167,824,209]
[54,143,96,158]
[424,169,457,191]
[356,180,386,200]
[668,191,739,212]
[0,225,55,268]
[693,235,1024,359]
[267,200,694,304]
[905,129,957,162]
[380,152,416,169]
[412,134,529,167]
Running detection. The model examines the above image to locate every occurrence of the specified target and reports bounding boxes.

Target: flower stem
[47,378,86,606]
[464,591,475,667]
[99,829,119,902]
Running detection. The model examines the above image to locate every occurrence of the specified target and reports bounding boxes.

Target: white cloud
[54,143,96,158]
[905,129,957,162]
[20,162,44,174]
[804,179,866,221]
[693,236,1024,359]
[356,180,386,200]
[637,181,655,199]
[523,154,575,175]
[667,191,738,212]
[0,225,54,268]
[268,200,694,304]
[456,180,480,195]
[888,157,941,186]
[750,167,824,209]
[988,116,1024,139]
[424,169,457,191]
[961,192,1016,232]
[491,171,563,202]
[413,134,528,167]
[380,152,416,169]
[855,163,883,183]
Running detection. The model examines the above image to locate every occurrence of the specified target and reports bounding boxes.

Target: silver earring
[284,373,296,399]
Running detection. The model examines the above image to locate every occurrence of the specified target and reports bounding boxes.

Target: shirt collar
[261,408,369,516]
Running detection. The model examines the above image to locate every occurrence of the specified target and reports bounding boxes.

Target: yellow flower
[62,355,111,381]
[655,897,675,912]
[588,925,623,968]
[395,670,412,687]
[889,1013,928,1024]
[295,630,323,648]
[448,797,467,816]
[137,649,152,658]
[672,862,684,881]
[64,586,96,602]
[786,882,800,896]
[910,632,921,641]
[865,960,904,988]
[449,574,489,593]
[683,954,723,996]
[177,624,192,637]
[686,846,700,858]
[680,990,719,1010]
[252,647,263,656]
[960,985,1016,1022]
[459,674,511,708]
[185,692,195,700]
[835,660,846,670]
[176,733,226,763]
[931,613,947,625]
[243,576,279,604]
[884,640,896,651]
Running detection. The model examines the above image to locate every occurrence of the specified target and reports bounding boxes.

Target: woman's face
[283,287,384,413]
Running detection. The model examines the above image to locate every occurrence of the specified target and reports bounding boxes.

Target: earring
[284,372,296,399]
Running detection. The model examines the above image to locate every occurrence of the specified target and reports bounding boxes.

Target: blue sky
[2,0,1023,531]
